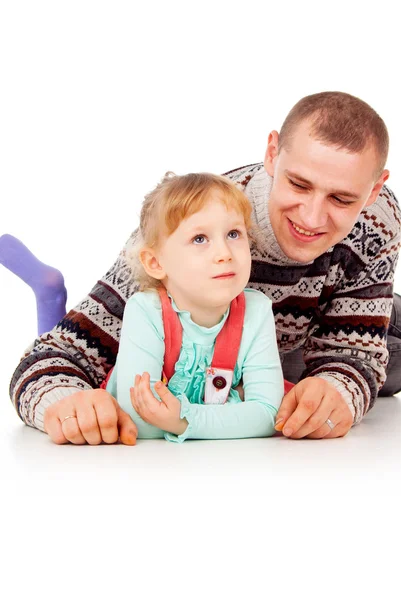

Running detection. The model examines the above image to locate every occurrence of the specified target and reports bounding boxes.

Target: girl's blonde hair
[129,171,254,290]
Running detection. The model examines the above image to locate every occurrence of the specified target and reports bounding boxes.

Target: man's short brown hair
[278,91,389,178]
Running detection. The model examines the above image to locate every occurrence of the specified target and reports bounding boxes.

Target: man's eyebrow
[285,170,360,200]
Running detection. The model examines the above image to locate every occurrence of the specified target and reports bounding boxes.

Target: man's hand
[44,389,138,445]
[130,372,188,435]
[274,377,354,439]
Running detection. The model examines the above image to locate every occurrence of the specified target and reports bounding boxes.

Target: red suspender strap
[212,290,293,394]
[211,292,245,371]
[284,379,295,394]
[100,366,113,389]
[158,287,183,382]
[100,287,180,390]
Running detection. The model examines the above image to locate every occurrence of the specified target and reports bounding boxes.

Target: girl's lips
[213,273,235,279]
[287,218,324,243]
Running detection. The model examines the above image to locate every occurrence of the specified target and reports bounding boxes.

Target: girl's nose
[214,241,232,263]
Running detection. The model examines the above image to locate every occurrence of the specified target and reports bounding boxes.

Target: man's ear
[365,169,390,207]
[139,247,166,280]
[264,130,280,177]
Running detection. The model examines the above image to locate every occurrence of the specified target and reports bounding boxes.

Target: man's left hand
[275,377,354,439]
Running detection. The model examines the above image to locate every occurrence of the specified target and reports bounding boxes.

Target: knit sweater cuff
[17,380,93,433]
[313,372,366,425]
[34,387,90,432]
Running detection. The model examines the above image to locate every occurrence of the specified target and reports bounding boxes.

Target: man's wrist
[314,373,359,423]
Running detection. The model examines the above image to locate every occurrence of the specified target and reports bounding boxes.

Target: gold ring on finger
[61,415,77,425]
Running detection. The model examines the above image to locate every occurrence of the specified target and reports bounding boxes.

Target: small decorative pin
[205,367,233,404]
[212,375,227,389]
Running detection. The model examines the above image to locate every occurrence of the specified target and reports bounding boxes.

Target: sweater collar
[246,166,314,266]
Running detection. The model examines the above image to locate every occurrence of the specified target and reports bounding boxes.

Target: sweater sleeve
[165,293,284,442]
[8,230,140,432]
[302,207,401,424]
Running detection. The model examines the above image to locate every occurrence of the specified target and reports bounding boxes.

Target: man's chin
[273,222,335,263]
[281,240,330,264]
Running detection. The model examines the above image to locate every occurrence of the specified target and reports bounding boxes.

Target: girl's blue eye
[228,229,240,239]
[193,235,206,244]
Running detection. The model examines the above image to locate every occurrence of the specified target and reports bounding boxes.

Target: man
[9,91,401,444]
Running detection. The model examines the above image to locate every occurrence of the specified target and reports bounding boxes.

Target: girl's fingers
[130,375,141,411]
[133,373,166,428]
[137,375,150,411]
[139,373,159,407]
[133,374,156,421]
[154,380,175,407]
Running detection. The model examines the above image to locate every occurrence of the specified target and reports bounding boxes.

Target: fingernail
[274,418,284,431]
[283,428,293,437]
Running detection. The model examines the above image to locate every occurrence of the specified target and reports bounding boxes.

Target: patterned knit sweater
[9,163,401,431]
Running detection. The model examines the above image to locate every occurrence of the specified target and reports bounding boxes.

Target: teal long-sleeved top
[106,288,284,443]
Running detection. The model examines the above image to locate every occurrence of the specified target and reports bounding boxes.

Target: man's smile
[287,218,325,242]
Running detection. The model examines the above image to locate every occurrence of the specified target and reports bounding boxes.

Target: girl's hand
[130,372,188,435]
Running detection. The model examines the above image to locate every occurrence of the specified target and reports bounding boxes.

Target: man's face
[264,120,388,263]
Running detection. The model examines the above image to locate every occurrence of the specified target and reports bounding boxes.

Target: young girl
[104,171,284,442]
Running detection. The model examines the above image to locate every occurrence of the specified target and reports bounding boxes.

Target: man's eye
[227,229,241,239]
[332,196,353,206]
[193,235,206,244]
[289,180,307,190]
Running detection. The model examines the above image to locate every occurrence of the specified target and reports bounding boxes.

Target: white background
[1,2,400,598]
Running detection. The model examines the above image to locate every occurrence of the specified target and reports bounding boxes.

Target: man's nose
[298,194,328,230]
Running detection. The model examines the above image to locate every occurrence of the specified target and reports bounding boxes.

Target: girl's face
[156,195,252,326]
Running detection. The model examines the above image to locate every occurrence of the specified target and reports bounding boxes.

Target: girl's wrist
[173,417,188,436]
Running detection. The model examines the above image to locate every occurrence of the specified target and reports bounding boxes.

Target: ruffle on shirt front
[167,340,243,405]
[168,342,213,404]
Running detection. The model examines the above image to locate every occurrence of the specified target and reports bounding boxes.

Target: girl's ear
[139,247,166,280]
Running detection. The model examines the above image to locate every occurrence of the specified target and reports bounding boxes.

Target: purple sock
[0,234,67,335]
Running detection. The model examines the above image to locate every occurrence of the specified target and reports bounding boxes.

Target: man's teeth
[292,222,318,236]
